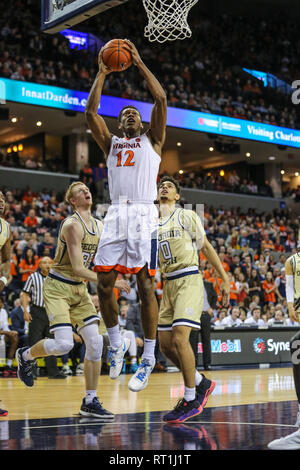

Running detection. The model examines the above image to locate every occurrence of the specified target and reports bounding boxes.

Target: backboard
[41,0,129,34]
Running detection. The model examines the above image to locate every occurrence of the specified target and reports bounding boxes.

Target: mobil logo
[211,339,241,353]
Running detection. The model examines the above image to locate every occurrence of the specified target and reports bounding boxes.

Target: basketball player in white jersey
[268,247,300,449]
[0,191,11,416]
[85,39,167,392]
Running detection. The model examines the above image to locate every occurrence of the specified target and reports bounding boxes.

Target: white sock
[23,348,34,361]
[131,357,137,364]
[184,386,196,402]
[6,359,12,367]
[85,390,97,405]
[142,338,156,363]
[107,324,122,349]
[195,370,203,386]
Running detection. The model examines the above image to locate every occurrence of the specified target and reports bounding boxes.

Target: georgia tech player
[268,248,300,449]
[157,176,230,423]
[16,182,129,419]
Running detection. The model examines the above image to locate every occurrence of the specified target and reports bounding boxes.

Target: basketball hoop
[142,0,198,43]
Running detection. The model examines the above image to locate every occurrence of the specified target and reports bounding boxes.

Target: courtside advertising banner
[197,328,296,366]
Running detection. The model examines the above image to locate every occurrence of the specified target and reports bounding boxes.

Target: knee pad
[44,337,74,356]
[85,334,103,362]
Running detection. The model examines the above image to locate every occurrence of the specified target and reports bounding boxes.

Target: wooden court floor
[0,366,299,451]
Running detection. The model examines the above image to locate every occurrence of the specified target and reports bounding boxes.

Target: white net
[142,0,198,43]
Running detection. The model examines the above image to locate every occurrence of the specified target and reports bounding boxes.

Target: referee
[20,256,66,380]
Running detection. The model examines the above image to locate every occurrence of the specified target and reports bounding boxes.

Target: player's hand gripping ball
[101,39,132,72]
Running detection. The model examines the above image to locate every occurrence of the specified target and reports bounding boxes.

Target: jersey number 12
[116,150,135,167]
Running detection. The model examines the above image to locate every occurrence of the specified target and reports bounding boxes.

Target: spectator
[214,308,228,326]
[228,272,238,306]
[244,307,265,326]
[267,308,288,326]
[262,271,276,304]
[37,232,55,258]
[235,272,249,305]
[248,268,262,300]
[10,298,29,348]
[238,306,247,323]
[18,247,39,284]
[221,306,243,327]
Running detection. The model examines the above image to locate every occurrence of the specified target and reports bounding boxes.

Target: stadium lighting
[280,170,285,175]
[179,170,183,174]
[246,152,251,157]
[36,121,42,127]
[295,172,299,177]
[269,156,275,160]
[11,117,18,123]
[209,146,214,151]
[177,142,182,147]
[220,170,225,177]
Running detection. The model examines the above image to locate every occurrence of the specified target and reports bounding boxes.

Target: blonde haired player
[157,176,230,423]
[85,39,167,392]
[0,191,11,417]
[16,182,129,418]
[268,248,300,449]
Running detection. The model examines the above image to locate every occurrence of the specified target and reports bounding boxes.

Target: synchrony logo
[253,337,265,354]
[253,337,290,355]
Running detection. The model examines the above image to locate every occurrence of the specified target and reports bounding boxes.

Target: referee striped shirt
[23,270,46,307]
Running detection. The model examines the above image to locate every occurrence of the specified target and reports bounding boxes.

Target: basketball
[101,39,132,72]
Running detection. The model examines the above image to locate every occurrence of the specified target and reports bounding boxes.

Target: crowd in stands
[170,169,275,197]
[0,1,299,130]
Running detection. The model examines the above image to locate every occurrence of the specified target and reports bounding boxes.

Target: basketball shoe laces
[173,398,189,412]
[109,342,126,367]
[136,361,151,382]
[24,359,34,376]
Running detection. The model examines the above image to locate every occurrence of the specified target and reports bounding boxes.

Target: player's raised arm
[201,235,230,306]
[85,49,113,159]
[124,40,167,152]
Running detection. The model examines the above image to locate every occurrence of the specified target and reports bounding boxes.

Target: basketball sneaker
[196,374,216,412]
[267,429,300,450]
[128,358,155,392]
[15,347,35,387]
[0,408,8,417]
[62,364,73,376]
[76,363,84,376]
[79,397,114,420]
[163,398,202,423]
[108,338,131,379]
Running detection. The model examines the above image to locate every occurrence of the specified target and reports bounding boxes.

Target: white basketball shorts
[94,201,159,276]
